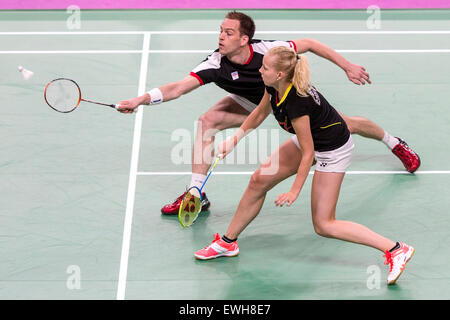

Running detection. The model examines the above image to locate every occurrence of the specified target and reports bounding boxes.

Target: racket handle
[115,104,137,113]
[199,155,222,192]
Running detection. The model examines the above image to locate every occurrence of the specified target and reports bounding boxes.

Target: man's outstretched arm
[116,75,200,113]
[293,38,371,85]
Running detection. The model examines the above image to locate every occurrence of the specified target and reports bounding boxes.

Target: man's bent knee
[313,221,335,238]
[198,111,222,132]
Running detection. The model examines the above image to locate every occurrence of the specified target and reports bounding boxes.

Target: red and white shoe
[383,242,415,285]
[194,233,239,260]
[392,138,421,173]
[161,191,210,215]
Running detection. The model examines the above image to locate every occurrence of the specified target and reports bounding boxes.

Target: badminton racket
[44,78,123,113]
[178,155,222,228]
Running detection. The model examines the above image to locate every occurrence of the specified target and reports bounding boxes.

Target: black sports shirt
[190,39,297,105]
[266,84,350,152]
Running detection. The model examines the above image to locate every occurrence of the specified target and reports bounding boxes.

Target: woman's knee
[248,170,272,193]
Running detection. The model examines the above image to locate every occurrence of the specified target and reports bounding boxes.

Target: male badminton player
[117,11,420,216]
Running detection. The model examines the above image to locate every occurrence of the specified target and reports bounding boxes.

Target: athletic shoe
[194,233,239,260]
[161,191,210,215]
[383,242,415,285]
[392,138,421,173]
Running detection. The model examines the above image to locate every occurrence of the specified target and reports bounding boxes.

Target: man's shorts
[227,93,258,113]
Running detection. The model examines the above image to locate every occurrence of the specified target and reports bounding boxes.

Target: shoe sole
[202,202,211,211]
[387,248,415,285]
[161,210,178,215]
[194,250,240,260]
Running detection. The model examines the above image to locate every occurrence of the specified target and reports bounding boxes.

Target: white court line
[1,49,450,54]
[1,30,450,35]
[338,49,450,53]
[256,31,450,35]
[116,32,150,301]
[136,171,450,175]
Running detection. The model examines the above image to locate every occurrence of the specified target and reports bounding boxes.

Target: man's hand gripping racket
[116,97,142,114]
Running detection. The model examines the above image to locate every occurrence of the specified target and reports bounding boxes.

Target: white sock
[190,173,207,191]
[382,131,400,150]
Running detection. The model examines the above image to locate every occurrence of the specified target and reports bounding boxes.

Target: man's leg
[192,96,250,178]
[161,96,250,215]
[340,113,421,173]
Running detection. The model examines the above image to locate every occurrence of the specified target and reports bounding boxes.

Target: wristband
[147,88,163,105]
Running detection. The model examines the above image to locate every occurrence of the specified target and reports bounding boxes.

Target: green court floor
[0,9,449,300]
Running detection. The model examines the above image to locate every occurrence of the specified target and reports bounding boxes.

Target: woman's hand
[275,191,299,207]
[217,135,238,159]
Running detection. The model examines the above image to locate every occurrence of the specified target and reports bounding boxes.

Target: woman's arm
[275,115,315,207]
[218,90,272,158]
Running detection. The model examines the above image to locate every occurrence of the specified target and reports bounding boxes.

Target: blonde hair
[267,46,311,97]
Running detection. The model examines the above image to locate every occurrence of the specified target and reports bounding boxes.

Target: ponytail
[292,54,311,97]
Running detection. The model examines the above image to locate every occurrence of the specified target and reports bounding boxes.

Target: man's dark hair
[225,11,255,42]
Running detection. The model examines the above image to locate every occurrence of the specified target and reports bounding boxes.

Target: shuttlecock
[18,65,34,80]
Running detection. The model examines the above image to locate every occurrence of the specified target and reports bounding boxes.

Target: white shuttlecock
[18,65,34,80]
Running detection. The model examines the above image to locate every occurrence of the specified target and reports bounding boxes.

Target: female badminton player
[194,46,415,285]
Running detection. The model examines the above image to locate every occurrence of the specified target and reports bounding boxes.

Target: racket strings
[179,189,202,227]
[45,79,81,113]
